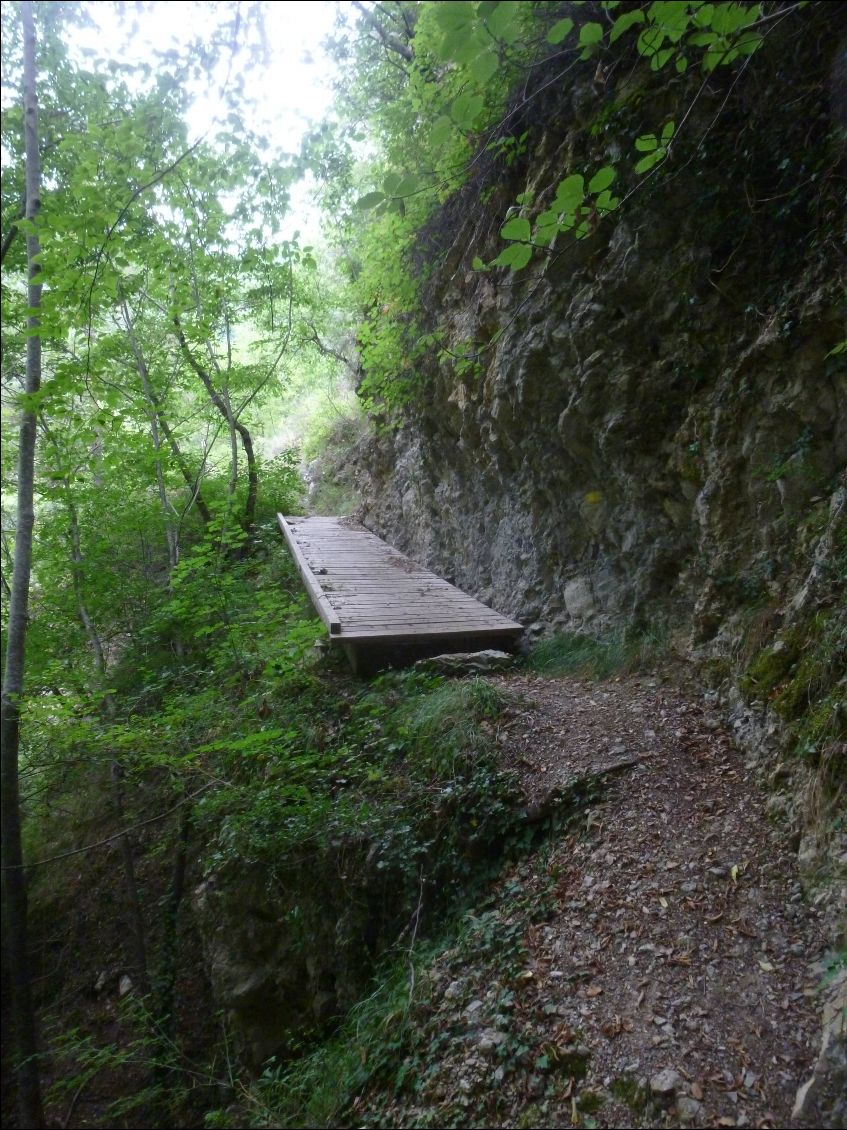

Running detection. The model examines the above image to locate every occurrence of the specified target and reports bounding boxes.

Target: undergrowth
[220,856,564,1130]
[526,627,669,679]
[23,519,537,1129]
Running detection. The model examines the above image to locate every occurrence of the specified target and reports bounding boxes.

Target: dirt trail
[363,670,832,1129]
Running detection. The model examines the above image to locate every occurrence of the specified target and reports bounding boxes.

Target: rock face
[193,858,400,1070]
[352,13,845,649]
[793,966,847,1127]
[196,872,354,1069]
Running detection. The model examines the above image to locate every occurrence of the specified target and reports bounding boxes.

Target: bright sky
[67,1,343,238]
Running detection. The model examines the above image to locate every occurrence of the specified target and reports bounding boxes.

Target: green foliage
[321,0,800,409]
[527,627,669,679]
[237,959,417,1129]
[196,668,520,901]
[740,611,846,775]
[236,860,563,1129]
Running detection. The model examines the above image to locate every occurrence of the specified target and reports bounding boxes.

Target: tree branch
[0,198,25,268]
[2,784,213,870]
[352,0,414,62]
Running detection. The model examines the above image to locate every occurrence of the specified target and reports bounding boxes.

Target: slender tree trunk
[0,4,46,1124]
[122,302,212,525]
[154,805,190,1037]
[109,763,152,999]
[66,497,107,673]
[120,303,183,566]
[173,320,259,531]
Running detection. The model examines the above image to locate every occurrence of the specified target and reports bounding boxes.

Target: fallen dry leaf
[600,1014,632,1038]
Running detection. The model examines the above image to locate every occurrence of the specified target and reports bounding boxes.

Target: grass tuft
[526,628,668,679]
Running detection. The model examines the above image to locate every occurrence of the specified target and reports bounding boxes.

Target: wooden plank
[341,618,519,631]
[340,625,523,642]
[279,515,523,662]
[342,617,512,630]
[277,514,341,636]
[332,601,494,613]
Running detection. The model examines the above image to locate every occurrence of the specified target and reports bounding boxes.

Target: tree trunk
[174,320,258,530]
[110,762,152,1000]
[0,4,46,1124]
[122,301,212,526]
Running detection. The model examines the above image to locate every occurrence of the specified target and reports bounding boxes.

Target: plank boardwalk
[278,515,523,673]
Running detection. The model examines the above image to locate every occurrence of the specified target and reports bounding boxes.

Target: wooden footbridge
[278,515,523,673]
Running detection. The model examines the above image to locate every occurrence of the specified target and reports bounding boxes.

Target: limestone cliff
[355,11,845,645]
[350,6,845,902]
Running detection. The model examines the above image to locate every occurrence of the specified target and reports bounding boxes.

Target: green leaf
[493,242,532,269]
[547,17,574,44]
[435,0,475,33]
[711,2,759,36]
[638,25,665,56]
[661,120,676,142]
[534,222,558,247]
[488,1,522,43]
[734,32,763,56]
[634,149,664,173]
[469,48,499,85]
[675,54,688,72]
[472,256,486,270]
[654,0,693,43]
[430,115,454,149]
[507,243,532,270]
[448,27,489,64]
[588,166,616,193]
[651,46,675,69]
[500,216,531,241]
[635,134,659,152]
[579,21,604,46]
[554,173,585,210]
[693,4,715,27]
[610,9,646,42]
[382,172,402,195]
[594,189,620,213]
[453,92,485,129]
[354,191,385,210]
[395,174,423,198]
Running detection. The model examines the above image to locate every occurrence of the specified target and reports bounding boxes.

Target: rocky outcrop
[352,10,845,648]
[193,860,392,1070]
[793,965,847,1127]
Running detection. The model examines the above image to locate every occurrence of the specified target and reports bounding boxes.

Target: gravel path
[360,671,831,1129]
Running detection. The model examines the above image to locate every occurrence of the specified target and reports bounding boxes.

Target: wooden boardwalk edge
[277,513,341,635]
